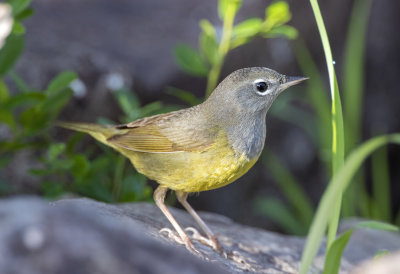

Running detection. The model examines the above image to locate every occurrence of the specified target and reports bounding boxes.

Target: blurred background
[1,0,399,235]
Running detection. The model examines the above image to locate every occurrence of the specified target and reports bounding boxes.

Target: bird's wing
[107,111,218,153]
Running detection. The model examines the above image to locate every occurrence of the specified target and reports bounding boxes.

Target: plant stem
[205,1,237,97]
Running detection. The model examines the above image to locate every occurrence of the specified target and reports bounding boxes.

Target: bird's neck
[225,111,267,160]
[199,99,268,159]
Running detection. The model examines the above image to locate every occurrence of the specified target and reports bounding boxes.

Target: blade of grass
[294,40,331,171]
[343,0,373,151]
[322,229,354,274]
[308,0,345,249]
[371,146,391,221]
[341,0,373,219]
[254,197,307,235]
[322,220,398,274]
[262,151,314,229]
[299,134,400,274]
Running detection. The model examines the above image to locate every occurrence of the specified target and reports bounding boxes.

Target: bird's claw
[184,227,224,255]
[159,227,202,257]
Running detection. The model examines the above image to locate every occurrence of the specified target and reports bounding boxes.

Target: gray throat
[225,111,267,160]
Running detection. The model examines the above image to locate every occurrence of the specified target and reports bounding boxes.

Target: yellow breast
[122,133,258,193]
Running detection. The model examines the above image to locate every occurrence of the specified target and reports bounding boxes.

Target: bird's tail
[54,121,125,146]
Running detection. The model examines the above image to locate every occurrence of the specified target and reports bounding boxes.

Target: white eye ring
[253,79,271,96]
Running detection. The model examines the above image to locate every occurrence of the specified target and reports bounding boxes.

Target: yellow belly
[122,135,258,193]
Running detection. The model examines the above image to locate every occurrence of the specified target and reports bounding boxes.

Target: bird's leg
[176,191,223,253]
[153,186,199,255]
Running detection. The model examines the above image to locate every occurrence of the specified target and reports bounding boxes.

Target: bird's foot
[185,227,225,257]
[159,228,202,257]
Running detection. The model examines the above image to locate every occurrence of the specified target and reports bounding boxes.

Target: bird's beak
[279,76,309,91]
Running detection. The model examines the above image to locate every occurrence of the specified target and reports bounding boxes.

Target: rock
[351,252,400,274]
[0,196,228,274]
[0,196,399,274]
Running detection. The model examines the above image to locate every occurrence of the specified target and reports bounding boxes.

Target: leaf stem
[205,1,237,97]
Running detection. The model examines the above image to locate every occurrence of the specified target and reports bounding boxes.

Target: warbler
[56,67,307,254]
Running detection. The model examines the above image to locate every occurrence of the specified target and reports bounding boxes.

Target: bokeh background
[1,0,399,234]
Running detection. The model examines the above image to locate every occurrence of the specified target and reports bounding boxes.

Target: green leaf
[0,34,24,76]
[47,143,66,161]
[4,92,46,109]
[19,107,47,132]
[371,146,391,221]
[0,109,16,129]
[12,21,25,35]
[0,79,10,103]
[120,173,151,202]
[199,19,217,38]
[165,86,201,106]
[50,158,75,171]
[263,25,298,39]
[174,44,208,77]
[265,1,292,27]
[356,220,399,232]
[254,197,307,235]
[231,18,263,49]
[218,0,242,20]
[71,154,90,178]
[15,7,34,21]
[41,181,65,198]
[294,41,331,167]
[233,18,262,38]
[30,168,52,176]
[9,71,30,92]
[113,89,140,118]
[45,71,77,95]
[322,229,354,274]
[343,0,373,154]
[199,20,218,65]
[8,0,32,16]
[139,101,165,117]
[262,151,314,229]
[41,89,73,113]
[299,134,400,274]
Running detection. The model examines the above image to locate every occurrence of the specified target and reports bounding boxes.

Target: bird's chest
[173,143,257,192]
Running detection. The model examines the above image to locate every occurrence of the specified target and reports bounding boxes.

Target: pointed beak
[279,76,309,91]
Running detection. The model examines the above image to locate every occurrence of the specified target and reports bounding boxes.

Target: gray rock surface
[0,196,399,274]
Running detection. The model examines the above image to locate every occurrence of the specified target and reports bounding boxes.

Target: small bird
[56,67,307,254]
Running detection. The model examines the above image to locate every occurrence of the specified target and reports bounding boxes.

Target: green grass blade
[254,197,307,235]
[343,0,373,151]
[322,229,354,274]
[341,0,373,221]
[299,134,400,274]
[309,0,345,249]
[327,74,345,246]
[356,220,399,232]
[371,146,391,221]
[262,151,314,229]
[294,41,331,169]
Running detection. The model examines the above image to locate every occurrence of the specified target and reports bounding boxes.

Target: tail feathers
[55,121,126,145]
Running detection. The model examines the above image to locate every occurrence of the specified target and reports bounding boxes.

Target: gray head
[202,67,307,158]
[204,67,307,124]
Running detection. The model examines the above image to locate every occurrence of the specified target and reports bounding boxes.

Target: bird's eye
[253,80,270,95]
